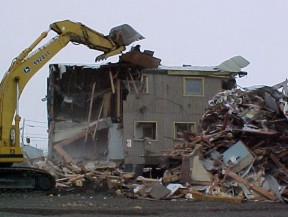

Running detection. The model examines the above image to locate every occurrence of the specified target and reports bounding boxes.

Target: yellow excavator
[0,20,143,190]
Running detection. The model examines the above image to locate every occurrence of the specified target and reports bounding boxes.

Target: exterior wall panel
[123,71,225,165]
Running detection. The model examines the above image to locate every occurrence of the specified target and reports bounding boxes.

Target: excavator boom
[0,20,143,191]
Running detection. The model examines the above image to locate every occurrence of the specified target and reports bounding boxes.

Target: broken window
[183,77,204,96]
[125,74,149,94]
[134,121,157,140]
[174,122,196,139]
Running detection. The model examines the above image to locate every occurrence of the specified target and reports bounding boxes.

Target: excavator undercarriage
[0,167,55,191]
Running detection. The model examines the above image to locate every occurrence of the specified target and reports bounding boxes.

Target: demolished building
[40,50,288,202]
[46,49,249,172]
[31,81,288,203]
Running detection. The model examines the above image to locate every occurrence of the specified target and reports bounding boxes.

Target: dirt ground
[0,189,287,217]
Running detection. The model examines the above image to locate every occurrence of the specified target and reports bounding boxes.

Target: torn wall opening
[49,64,124,162]
[47,50,159,163]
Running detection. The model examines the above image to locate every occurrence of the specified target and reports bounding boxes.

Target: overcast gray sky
[1,0,287,150]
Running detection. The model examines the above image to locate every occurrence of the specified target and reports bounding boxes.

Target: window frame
[134,121,158,141]
[183,77,204,96]
[173,122,196,140]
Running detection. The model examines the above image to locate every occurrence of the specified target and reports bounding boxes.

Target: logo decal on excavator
[24,50,51,74]
[24,66,31,73]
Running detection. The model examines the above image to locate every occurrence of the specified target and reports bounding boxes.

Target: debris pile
[166,85,288,202]
[31,159,125,190]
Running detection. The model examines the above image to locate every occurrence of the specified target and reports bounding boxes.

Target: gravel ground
[0,190,287,216]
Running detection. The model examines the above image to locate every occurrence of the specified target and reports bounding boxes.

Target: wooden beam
[116,79,121,118]
[109,70,115,94]
[92,101,104,140]
[53,143,73,162]
[189,190,243,203]
[128,70,139,94]
[85,82,96,143]
[102,91,112,118]
[53,125,97,162]
[223,170,277,201]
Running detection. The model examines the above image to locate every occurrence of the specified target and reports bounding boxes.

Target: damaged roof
[54,55,249,78]
[144,55,249,78]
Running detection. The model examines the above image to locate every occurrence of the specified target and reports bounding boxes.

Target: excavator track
[0,167,55,191]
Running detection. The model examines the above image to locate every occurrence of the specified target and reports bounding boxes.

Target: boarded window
[183,77,204,96]
[134,121,157,140]
[174,122,196,139]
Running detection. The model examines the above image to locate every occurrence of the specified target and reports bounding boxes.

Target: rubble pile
[167,86,288,202]
[32,159,128,190]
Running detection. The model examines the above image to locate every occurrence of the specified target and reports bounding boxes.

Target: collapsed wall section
[47,64,115,162]
[46,49,160,163]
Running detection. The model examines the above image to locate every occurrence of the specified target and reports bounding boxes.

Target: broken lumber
[190,190,243,203]
[223,170,277,201]
[85,82,96,142]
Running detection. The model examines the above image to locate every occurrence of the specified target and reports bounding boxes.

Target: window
[134,121,157,140]
[183,77,204,96]
[174,122,196,139]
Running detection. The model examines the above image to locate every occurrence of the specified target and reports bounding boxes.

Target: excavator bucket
[109,24,144,46]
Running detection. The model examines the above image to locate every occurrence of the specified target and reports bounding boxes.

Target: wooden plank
[223,170,277,201]
[126,76,131,92]
[53,127,96,162]
[85,82,96,142]
[92,101,104,140]
[102,91,112,118]
[116,79,121,119]
[55,130,88,147]
[136,176,161,183]
[190,190,243,203]
[53,143,73,162]
[109,70,115,94]
[129,70,139,94]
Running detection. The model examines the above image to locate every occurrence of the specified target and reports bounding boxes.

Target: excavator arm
[0,20,143,164]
